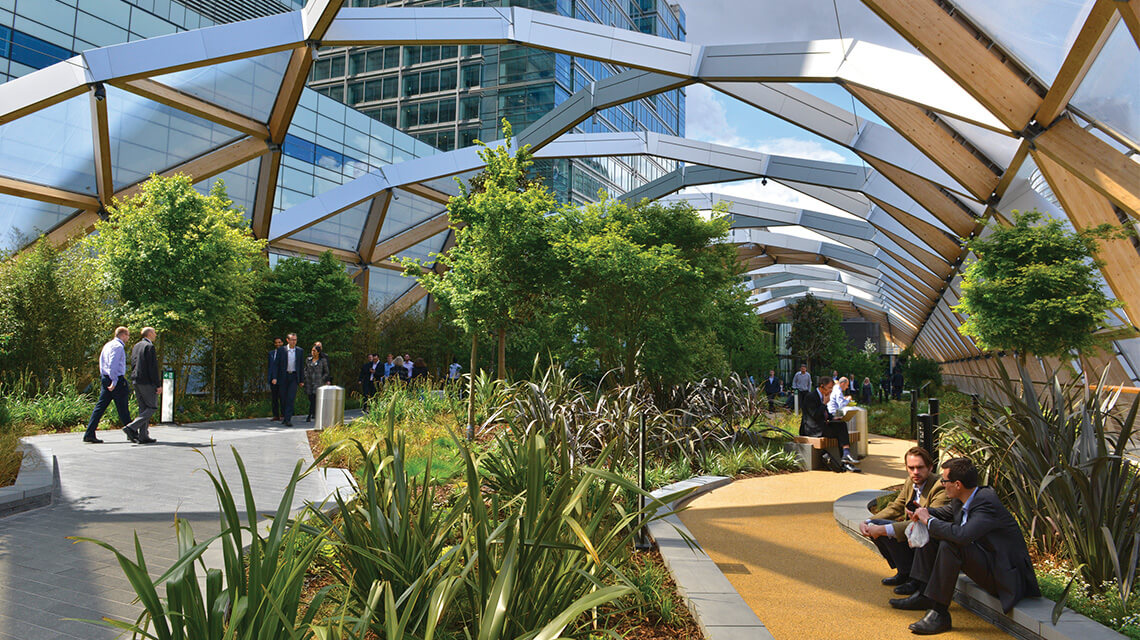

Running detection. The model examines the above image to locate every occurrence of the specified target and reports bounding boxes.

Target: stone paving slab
[0,414,346,638]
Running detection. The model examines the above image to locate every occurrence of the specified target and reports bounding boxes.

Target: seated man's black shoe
[123,427,139,443]
[843,462,862,473]
[841,452,861,465]
[894,579,922,595]
[890,592,934,610]
[882,572,909,586]
[83,437,104,444]
[909,609,951,635]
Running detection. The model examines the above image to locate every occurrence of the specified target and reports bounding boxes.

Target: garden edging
[0,441,56,518]
[833,490,1127,640]
[647,476,775,640]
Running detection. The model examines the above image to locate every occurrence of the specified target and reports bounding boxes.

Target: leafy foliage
[258,251,361,366]
[784,293,847,371]
[903,354,943,392]
[954,210,1123,358]
[0,239,109,391]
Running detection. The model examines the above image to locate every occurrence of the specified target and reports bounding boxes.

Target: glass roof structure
[0,0,1137,392]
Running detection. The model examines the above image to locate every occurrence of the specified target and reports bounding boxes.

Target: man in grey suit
[124,327,160,444]
[891,457,1039,634]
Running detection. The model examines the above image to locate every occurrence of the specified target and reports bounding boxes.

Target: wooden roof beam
[1033,117,1140,220]
[1036,1,1121,126]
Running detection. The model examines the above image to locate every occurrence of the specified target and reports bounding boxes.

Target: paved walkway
[679,435,1012,640]
[0,415,353,639]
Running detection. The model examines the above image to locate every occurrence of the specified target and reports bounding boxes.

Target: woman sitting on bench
[800,376,861,473]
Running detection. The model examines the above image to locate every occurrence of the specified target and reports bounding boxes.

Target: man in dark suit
[272,333,304,426]
[267,337,283,421]
[891,457,1039,635]
[800,376,861,472]
[861,447,949,593]
[123,327,160,444]
[762,369,781,412]
[358,353,377,407]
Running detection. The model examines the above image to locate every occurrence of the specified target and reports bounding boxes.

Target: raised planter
[646,476,776,640]
[833,490,1127,640]
[0,442,56,518]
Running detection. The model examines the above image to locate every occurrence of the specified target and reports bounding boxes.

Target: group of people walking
[266,334,330,426]
[356,353,462,404]
[83,326,160,444]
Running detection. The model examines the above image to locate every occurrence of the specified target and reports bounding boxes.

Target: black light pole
[636,412,651,551]
[909,390,918,440]
[928,397,940,461]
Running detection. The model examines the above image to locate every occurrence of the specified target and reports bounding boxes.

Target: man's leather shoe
[137,436,157,444]
[882,572,909,586]
[841,452,861,465]
[894,579,921,595]
[282,420,292,426]
[909,609,951,635]
[123,427,139,443]
[843,462,862,473]
[83,437,104,444]
[890,592,933,610]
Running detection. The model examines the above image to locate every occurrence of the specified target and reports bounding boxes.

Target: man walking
[762,370,781,411]
[83,327,134,444]
[268,337,283,421]
[358,353,377,406]
[791,363,812,410]
[272,333,304,426]
[123,327,160,444]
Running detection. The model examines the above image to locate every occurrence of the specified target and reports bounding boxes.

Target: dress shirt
[914,483,923,504]
[828,385,850,416]
[792,371,812,392]
[286,347,297,372]
[960,487,979,525]
[384,362,393,377]
[99,338,127,379]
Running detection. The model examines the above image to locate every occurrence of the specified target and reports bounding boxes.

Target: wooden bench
[789,432,861,470]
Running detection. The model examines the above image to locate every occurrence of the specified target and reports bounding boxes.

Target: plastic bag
[905,520,930,548]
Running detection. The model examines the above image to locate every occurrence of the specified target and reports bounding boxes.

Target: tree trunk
[211,327,218,405]
[497,326,506,381]
[467,332,478,440]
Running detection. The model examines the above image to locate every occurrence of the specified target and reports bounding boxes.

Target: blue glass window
[9,30,73,70]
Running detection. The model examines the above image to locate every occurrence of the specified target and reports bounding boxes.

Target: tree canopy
[258,251,361,365]
[953,209,1122,358]
[784,293,847,372]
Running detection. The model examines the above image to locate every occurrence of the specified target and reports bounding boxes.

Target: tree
[404,120,558,390]
[784,294,847,373]
[552,196,744,387]
[953,209,1123,360]
[0,239,109,391]
[82,175,265,399]
[257,251,361,375]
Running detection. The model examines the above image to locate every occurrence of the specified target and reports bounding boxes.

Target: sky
[669,0,913,213]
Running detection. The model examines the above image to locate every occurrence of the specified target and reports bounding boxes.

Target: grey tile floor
[0,416,343,638]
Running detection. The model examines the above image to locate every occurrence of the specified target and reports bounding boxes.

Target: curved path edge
[647,476,776,640]
[834,490,1127,640]
[0,441,56,518]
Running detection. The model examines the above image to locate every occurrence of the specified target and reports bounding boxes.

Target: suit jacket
[303,357,329,389]
[267,348,279,385]
[871,474,949,540]
[763,377,781,396]
[275,346,305,384]
[359,361,374,385]
[927,486,1039,612]
[798,388,832,437]
[130,338,160,386]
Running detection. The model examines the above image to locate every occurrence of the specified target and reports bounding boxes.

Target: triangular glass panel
[289,199,372,252]
[0,94,96,195]
[153,50,292,123]
[194,157,262,222]
[376,189,447,244]
[0,194,79,252]
[107,85,244,190]
[1072,21,1140,147]
[367,268,419,310]
[390,229,449,268]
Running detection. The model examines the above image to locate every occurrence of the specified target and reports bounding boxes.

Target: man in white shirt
[271,332,305,426]
[83,326,134,443]
[828,376,853,419]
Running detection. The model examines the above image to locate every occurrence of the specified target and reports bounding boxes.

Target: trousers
[85,375,131,439]
[126,383,157,438]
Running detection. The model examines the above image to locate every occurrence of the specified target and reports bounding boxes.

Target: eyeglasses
[939,478,956,484]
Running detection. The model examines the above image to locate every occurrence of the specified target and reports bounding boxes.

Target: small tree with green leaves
[784,293,847,373]
[953,209,1123,362]
[83,175,265,399]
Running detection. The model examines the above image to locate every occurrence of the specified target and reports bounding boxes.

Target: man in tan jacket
[860,446,949,595]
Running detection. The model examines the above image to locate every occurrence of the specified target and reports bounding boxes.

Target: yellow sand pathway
[678,434,1011,640]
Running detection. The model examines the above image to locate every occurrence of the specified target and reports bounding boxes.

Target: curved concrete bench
[0,442,56,518]
[834,490,1126,640]
[647,476,775,640]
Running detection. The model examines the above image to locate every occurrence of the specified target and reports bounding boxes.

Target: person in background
[390,356,409,382]
[861,376,874,404]
[83,326,134,444]
[412,357,429,379]
[272,333,304,426]
[303,343,329,423]
[828,376,853,419]
[267,337,283,421]
[314,340,331,384]
[791,364,812,408]
[800,376,860,472]
[892,368,905,400]
[403,354,414,378]
[448,358,462,381]
[763,370,781,412]
[383,353,395,379]
[358,353,376,406]
[123,326,160,444]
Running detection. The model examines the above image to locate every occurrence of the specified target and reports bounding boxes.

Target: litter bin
[314,385,344,431]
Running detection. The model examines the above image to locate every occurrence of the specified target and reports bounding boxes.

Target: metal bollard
[918,413,935,460]
[636,412,651,551]
[928,397,940,459]
[910,391,918,439]
[314,385,345,431]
